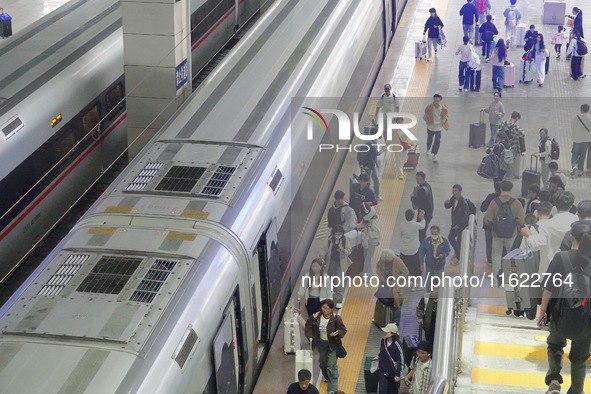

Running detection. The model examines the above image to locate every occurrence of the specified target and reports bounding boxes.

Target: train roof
[0,0,121,117]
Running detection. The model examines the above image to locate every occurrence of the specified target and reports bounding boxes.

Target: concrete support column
[122,0,191,157]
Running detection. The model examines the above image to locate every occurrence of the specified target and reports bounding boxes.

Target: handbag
[522,50,531,61]
[401,141,411,151]
[370,356,380,373]
[336,342,347,358]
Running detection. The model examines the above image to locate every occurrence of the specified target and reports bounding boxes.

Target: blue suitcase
[0,9,12,38]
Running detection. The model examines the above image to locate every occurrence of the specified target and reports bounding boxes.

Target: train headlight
[51,114,63,128]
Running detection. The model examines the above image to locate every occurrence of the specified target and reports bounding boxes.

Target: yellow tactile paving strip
[474,341,591,364]
[472,368,591,390]
[327,2,447,389]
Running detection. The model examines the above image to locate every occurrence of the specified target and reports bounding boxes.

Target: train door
[213,290,244,393]
[250,218,277,362]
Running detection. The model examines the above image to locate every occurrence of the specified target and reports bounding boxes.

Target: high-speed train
[0,0,267,284]
[0,0,406,392]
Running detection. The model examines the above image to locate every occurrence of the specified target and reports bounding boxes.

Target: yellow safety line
[476,304,508,315]
[330,0,450,389]
[474,341,591,364]
[472,368,591,390]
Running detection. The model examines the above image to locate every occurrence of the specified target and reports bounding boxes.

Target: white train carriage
[0,0,402,392]
[0,0,127,283]
[0,0,265,283]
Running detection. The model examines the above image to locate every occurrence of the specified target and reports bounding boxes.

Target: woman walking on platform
[378,323,404,394]
[534,34,550,87]
[491,39,506,92]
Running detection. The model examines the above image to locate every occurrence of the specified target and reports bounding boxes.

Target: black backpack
[327,205,344,228]
[577,38,588,56]
[550,138,560,160]
[553,252,591,337]
[465,199,477,216]
[492,198,516,238]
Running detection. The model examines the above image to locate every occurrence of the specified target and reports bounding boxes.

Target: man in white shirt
[455,36,473,92]
[378,83,400,116]
[570,104,591,176]
[399,209,426,281]
[521,191,578,273]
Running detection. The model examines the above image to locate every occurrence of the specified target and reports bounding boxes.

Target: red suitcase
[503,62,515,87]
[403,146,420,169]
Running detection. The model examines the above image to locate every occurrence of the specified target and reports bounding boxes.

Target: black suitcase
[469,109,486,148]
[521,155,541,196]
[363,356,379,393]
[469,68,482,91]
[373,299,395,328]
[402,333,420,367]
[545,56,550,75]
[502,248,542,319]
[0,9,12,38]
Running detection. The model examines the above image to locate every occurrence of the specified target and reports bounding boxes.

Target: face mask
[335,234,342,240]
[431,234,439,240]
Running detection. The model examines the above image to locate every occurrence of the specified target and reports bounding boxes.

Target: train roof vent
[126,162,165,191]
[129,259,177,303]
[1,115,24,139]
[155,166,207,193]
[175,328,199,369]
[198,165,236,197]
[38,254,90,296]
[77,256,142,294]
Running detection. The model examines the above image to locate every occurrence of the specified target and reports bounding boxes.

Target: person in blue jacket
[419,225,451,288]
[459,0,478,43]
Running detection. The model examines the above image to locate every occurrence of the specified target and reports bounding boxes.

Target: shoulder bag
[577,115,591,134]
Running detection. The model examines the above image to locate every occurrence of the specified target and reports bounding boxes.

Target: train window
[82,104,101,139]
[191,7,208,43]
[55,127,78,163]
[104,83,125,120]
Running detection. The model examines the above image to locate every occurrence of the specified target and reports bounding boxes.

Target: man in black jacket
[444,184,469,263]
[459,0,478,43]
[410,171,434,242]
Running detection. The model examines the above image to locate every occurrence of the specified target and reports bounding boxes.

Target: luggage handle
[530,154,538,172]
[479,109,485,124]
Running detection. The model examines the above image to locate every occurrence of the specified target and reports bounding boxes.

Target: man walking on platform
[411,172,434,242]
[444,184,470,264]
[459,0,478,43]
[570,104,591,177]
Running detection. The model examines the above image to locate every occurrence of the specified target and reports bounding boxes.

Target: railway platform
[256,0,591,392]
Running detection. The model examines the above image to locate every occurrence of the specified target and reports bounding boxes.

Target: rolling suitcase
[502,248,542,320]
[521,155,541,196]
[373,299,395,328]
[474,24,482,46]
[469,68,482,91]
[545,56,550,75]
[519,59,534,83]
[0,9,12,38]
[364,356,379,393]
[403,145,420,169]
[503,62,515,87]
[415,40,427,60]
[516,24,527,47]
[402,324,422,367]
[345,243,365,277]
[469,110,486,148]
[295,340,313,382]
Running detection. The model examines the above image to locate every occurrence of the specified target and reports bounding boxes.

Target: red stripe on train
[0,113,127,241]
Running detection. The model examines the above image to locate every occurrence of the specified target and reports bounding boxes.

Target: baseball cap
[381,323,399,334]
[384,83,392,89]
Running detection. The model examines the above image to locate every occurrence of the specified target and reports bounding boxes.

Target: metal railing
[427,214,476,394]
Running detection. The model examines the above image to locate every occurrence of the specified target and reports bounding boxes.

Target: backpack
[550,138,560,160]
[481,24,494,42]
[492,197,516,238]
[477,153,500,179]
[476,0,487,14]
[327,205,344,228]
[552,252,591,338]
[500,148,514,170]
[465,199,477,216]
[507,8,516,27]
[577,38,588,56]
